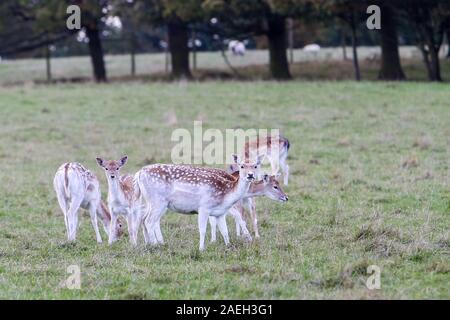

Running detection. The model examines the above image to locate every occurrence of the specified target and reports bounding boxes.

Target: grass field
[0,81,449,299]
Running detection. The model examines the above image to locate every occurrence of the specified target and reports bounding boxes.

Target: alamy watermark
[171,121,280,165]
[366,265,381,290]
[65,264,81,290]
[66,5,81,30]
[366,5,381,30]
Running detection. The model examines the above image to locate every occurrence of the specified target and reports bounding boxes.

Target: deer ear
[231,154,240,164]
[96,157,104,167]
[119,155,128,167]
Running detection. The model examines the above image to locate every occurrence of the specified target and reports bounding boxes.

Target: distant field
[1,46,449,84]
[0,81,449,299]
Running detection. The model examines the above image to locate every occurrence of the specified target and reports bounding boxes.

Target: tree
[316,0,366,81]
[377,1,405,80]
[403,0,450,81]
[204,0,314,80]
[119,0,204,79]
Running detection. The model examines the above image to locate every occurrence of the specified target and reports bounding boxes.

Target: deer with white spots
[53,162,123,243]
[96,156,140,246]
[209,173,288,242]
[243,134,290,186]
[134,155,263,251]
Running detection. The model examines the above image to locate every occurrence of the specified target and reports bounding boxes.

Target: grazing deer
[242,134,290,186]
[209,173,288,242]
[53,162,123,243]
[96,156,140,246]
[134,155,262,251]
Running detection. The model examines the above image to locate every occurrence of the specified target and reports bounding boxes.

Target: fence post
[192,30,197,71]
[130,34,136,77]
[45,45,52,82]
[165,28,170,74]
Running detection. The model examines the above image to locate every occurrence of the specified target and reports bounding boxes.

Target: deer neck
[107,177,124,203]
[244,181,266,198]
[224,175,252,205]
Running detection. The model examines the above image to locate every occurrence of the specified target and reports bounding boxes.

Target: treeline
[1,0,449,82]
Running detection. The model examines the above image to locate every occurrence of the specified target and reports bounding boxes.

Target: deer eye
[273,186,278,189]
[240,165,244,169]
[105,168,109,171]
[254,166,257,169]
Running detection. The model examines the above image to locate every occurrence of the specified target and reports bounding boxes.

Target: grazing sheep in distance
[228,40,246,56]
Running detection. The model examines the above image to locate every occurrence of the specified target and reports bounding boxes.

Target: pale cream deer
[96,156,140,246]
[242,134,290,186]
[53,162,123,243]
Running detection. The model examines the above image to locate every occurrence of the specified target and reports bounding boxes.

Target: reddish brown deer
[134,155,262,251]
[242,134,290,186]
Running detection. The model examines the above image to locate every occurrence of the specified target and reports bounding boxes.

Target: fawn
[242,134,290,186]
[209,173,288,243]
[96,156,140,246]
[53,162,123,243]
[134,155,262,251]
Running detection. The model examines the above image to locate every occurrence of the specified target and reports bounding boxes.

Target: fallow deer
[134,155,262,251]
[53,162,123,243]
[209,173,288,242]
[242,134,290,186]
[96,156,140,246]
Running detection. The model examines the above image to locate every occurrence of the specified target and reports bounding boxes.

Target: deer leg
[66,196,82,242]
[217,215,230,246]
[126,211,138,247]
[198,209,209,251]
[108,208,119,245]
[144,202,166,246]
[88,201,102,243]
[245,198,259,238]
[230,206,252,241]
[280,153,289,186]
[154,217,164,245]
[209,216,217,243]
[55,192,69,238]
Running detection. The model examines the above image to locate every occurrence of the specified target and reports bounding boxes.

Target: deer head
[96,156,128,181]
[261,173,288,202]
[231,154,264,181]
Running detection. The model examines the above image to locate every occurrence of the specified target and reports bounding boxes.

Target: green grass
[0,81,449,299]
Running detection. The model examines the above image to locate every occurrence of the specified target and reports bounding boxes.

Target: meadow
[0,80,449,299]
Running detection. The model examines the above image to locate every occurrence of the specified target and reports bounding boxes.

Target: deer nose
[247,173,254,180]
[110,175,115,179]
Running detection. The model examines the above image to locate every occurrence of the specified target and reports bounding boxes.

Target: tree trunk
[350,17,361,81]
[85,25,107,82]
[428,47,442,81]
[168,20,191,79]
[378,5,405,80]
[446,29,450,58]
[266,15,291,80]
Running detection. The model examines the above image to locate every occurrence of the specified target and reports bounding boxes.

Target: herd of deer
[53,135,290,251]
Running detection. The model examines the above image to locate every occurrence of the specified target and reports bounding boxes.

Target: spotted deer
[209,173,288,242]
[53,162,123,243]
[134,155,262,251]
[242,134,290,186]
[96,156,140,246]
